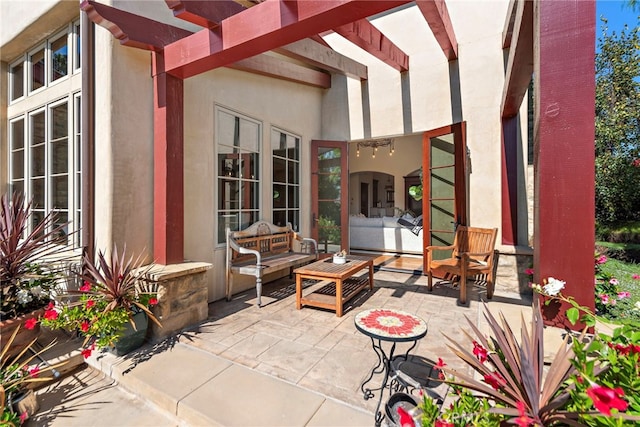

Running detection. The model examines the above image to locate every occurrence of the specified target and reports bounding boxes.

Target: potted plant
[1,325,66,425]
[0,191,74,357]
[39,245,160,358]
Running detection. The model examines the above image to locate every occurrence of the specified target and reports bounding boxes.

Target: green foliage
[595,21,640,225]
[565,324,640,425]
[594,255,640,324]
[0,192,73,319]
[596,221,640,243]
[420,386,506,426]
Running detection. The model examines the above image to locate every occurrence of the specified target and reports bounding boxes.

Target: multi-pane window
[50,32,68,82]
[216,108,261,244]
[272,128,300,231]
[7,20,81,244]
[9,61,24,101]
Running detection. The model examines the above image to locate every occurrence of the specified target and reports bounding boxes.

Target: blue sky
[597,0,638,35]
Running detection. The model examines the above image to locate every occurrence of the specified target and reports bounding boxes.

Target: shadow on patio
[180,267,533,413]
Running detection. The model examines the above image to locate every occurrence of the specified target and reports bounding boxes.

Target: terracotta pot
[0,308,45,358]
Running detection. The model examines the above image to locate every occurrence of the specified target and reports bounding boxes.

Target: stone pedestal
[145,262,211,340]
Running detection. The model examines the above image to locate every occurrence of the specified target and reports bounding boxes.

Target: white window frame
[9,56,26,103]
[27,43,47,95]
[271,127,301,232]
[8,116,26,193]
[215,106,262,245]
[72,20,81,73]
[48,29,71,86]
[72,92,82,245]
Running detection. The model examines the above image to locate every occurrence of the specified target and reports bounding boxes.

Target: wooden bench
[226,221,318,307]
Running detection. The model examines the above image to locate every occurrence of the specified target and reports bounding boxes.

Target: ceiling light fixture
[356,138,395,158]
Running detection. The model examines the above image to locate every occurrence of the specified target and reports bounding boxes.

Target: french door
[422,123,468,272]
[310,140,349,255]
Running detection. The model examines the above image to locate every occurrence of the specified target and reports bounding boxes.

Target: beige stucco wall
[92,21,154,261]
[184,68,324,302]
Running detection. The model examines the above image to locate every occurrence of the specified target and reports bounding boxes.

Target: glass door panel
[311,141,348,255]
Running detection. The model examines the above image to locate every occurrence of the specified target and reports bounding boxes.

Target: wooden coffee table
[294,255,374,317]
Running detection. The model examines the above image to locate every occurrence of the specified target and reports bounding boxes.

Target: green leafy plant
[0,192,73,320]
[39,245,160,358]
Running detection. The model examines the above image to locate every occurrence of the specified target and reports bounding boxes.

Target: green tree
[595,20,640,224]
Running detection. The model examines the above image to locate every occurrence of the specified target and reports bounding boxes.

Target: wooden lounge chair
[425,226,498,304]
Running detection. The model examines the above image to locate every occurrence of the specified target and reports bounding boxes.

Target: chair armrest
[458,251,493,258]
[425,244,455,252]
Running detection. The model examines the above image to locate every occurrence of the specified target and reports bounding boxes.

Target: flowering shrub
[593,253,640,324]
[1,326,65,425]
[418,278,640,426]
[35,245,160,359]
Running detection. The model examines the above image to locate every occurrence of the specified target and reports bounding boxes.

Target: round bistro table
[354,308,427,427]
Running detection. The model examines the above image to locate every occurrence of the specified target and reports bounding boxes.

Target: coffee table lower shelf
[299,275,370,313]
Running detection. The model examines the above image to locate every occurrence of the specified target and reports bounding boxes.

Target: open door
[311,140,349,255]
[422,123,468,273]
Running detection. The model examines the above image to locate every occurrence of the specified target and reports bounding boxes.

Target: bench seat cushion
[230,252,316,276]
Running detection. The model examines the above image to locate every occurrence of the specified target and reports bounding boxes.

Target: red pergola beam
[163,0,412,79]
[80,0,191,51]
[415,0,458,61]
[166,0,246,29]
[501,0,533,118]
[274,39,368,80]
[227,54,331,88]
[535,0,596,328]
[334,19,408,72]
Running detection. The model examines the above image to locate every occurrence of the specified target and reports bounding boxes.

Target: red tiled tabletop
[354,308,427,342]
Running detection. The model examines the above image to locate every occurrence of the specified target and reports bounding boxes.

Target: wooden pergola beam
[80,0,191,51]
[274,38,368,80]
[166,0,246,29]
[501,0,533,118]
[227,54,331,88]
[334,19,409,72]
[415,0,458,61]
[502,0,518,48]
[162,0,411,79]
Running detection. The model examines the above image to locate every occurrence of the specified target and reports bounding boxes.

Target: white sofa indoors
[349,215,423,254]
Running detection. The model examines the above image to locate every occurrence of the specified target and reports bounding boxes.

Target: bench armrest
[227,234,262,266]
[294,233,318,255]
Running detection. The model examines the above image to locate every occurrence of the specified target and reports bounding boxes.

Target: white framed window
[49,30,69,84]
[6,19,81,245]
[9,57,25,102]
[73,20,81,72]
[73,93,82,246]
[9,117,26,194]
[216,107,261,244]
[271,128,300,231]
[28,44,46,94]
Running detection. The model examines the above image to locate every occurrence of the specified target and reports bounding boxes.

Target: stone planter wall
[495,246,534,295]
[145,262,212,340]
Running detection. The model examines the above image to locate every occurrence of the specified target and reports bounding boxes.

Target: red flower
[149,297,158,306]
[28,365,40,378]
[24,317,38,330]
[473,341,488,363]
[524,268,534,276]
[44,308,58,321]
[396,406,414,427]
[85,299,95,309]
[632,158,640,167]
[46,301,55,310]
[435,357,447,380]
[435,420,454,427]
[586,384,628,416]
[81,348,93,359]
[80,281,91,292]
[514,401,535,427]
[483,371,506,390]
[19,412,28,423]
[633,274,640,280]
[81,320,90,333]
